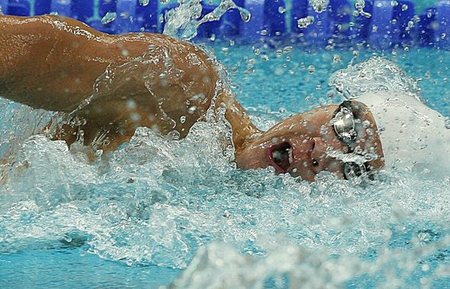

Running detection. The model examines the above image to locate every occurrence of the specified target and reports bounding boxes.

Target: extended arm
[0,14,260,152]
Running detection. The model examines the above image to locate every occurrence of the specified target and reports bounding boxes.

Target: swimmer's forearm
[0,14,105,111]
[0,15,146,112]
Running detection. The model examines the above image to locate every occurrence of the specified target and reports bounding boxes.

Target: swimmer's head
[235,100,385,182]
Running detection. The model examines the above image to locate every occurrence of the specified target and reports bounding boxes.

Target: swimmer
[0,15,448,181]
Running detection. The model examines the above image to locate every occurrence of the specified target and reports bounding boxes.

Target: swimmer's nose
[289,137,324,180]
[310,137,328,173]
[310,137,344,178]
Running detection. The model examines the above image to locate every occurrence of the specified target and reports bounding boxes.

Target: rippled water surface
[0,44,449,289]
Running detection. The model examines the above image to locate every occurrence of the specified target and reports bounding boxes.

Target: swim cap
[358,91,450,177]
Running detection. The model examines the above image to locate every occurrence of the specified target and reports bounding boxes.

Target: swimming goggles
[332,101,371,180]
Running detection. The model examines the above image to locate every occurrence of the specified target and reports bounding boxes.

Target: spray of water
[329,56,421,100]
[163,0,250,40]
[309,0,330,13]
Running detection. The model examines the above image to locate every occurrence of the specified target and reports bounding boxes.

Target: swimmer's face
[235,101,385,182]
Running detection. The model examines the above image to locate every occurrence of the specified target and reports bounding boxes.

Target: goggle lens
[332,106,357,144]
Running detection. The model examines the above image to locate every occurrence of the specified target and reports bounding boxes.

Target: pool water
[0,41,449,289]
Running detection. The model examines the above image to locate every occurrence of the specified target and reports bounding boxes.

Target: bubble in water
[445,118,450,129]
[139,0,150,6]
[101,12,117,25]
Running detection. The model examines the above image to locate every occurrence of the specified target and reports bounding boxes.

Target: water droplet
[127,99,137,109]
[101,12,117,25]
[168,130,181,140]
[310,0,329,13]
[308,65,316,74]
[180,116,186,124]
[238,8,251,22]
[274,66,284,76]
[297,16,315,29]
[131,112,141,122]
[401,4,408,11]
[333,54,342,64]
[188,106,197,114]
[444,118,450,129]
[260,29,269,36]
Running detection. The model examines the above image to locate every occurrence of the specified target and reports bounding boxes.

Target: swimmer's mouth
[269,142,293,173]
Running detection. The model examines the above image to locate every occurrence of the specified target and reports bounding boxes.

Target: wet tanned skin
[236,102,384,181]
[0,14,258,150]
[0,15,384,181]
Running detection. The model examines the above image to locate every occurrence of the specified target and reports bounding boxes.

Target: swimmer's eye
[332,104,357,145]
[333,102,374,180]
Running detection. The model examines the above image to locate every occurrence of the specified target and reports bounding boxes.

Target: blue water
[0,43,449,289]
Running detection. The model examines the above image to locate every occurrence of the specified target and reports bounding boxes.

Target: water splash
[354,0,372,18]
[101,12,117,25]
[309,0,329,13]
[163,0,250,40]
[329,56,421,100]
[139,0,150,6]
[297,16,315,29]
[168,237,450,289]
